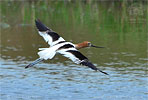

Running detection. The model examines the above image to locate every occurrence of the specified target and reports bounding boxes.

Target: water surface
[0,1,148,100]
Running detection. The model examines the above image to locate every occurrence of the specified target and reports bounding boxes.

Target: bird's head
[76,41,104,49]
[83,41,104,48]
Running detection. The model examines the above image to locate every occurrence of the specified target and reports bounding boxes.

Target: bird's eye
[88,43,91,46]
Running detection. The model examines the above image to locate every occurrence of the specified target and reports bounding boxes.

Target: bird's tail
[38,48,56,60]
[25,58,43,69]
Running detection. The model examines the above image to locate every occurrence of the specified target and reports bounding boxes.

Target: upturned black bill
[91,45,105,48]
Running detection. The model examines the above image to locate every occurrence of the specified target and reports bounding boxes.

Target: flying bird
[25,19,108,75]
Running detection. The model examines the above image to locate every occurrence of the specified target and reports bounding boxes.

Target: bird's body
[25,19,108,75]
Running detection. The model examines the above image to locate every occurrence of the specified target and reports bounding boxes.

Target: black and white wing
[35,19,65,46]
[57,47,108,75]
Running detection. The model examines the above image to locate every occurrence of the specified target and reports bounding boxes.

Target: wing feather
[35,19,65,46]
[57,49,96,69]
[57,48,81,64]
[57,48,108,75]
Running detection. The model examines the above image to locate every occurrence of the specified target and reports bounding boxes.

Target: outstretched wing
[57,47,108,75]
[35,19,65,46]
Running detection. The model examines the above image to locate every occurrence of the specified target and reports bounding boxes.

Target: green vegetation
[0,1,147,45]
[1,1,147,31]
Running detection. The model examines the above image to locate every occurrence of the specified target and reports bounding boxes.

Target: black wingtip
[98,69,109,75]
[80,60,109,75]
[35,19,49,32]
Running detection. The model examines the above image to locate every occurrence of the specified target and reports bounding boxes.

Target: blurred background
[0,0,148,100]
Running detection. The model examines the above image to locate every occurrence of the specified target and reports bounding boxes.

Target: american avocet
[25,19,108,75]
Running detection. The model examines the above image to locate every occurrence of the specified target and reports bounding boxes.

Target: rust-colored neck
[75,42,88,49]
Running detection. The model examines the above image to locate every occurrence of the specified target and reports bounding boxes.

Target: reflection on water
[0,1,148,100]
